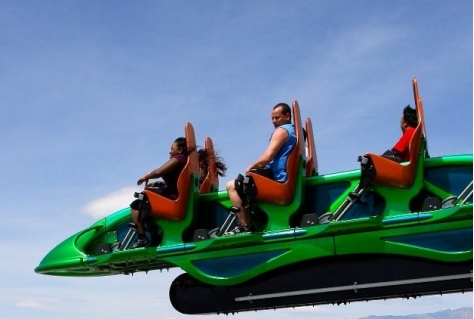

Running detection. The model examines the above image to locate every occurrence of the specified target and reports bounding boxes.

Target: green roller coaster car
[35,78,472,314]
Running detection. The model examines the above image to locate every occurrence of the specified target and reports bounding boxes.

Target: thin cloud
[82,187,137,219]
[15,300,55,310]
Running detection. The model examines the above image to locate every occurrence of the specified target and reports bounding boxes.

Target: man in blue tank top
[225,103,296,235]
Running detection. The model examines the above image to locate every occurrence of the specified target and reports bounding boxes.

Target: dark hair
[174,137,196,156]
[174,137,187,153]
[198,148,227,181]
[403,105,418,128]
[273,103,291,116]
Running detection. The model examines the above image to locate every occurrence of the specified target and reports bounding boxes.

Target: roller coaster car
[35,78,472,315]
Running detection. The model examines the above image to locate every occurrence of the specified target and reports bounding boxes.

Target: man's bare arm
[245,128,289,174]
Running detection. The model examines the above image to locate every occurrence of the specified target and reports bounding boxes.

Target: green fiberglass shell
[35,80,472,314]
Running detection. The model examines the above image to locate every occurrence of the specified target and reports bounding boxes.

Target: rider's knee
[226,179,235,191]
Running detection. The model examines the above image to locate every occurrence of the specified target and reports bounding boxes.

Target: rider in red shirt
[391,105,418,162]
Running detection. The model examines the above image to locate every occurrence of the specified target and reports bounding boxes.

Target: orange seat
[144,122,200,220]
[305,117,318,176]
[247,100,305,205]
[199,137,219,194]
[364,78,426,189]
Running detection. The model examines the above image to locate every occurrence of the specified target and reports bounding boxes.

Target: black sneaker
[224,225,250,236]
[132,238,149,248]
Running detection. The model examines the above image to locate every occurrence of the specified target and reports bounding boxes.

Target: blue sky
[1,1,472,318]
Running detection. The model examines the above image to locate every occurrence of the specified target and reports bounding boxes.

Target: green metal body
[35,153,473,287]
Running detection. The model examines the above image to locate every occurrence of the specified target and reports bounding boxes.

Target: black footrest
[230,206,241,213]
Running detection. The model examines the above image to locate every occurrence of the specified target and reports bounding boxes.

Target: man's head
[400,105,418,131]
[271,103,292,128]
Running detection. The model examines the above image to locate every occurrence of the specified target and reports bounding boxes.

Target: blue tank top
[266,124,297,182]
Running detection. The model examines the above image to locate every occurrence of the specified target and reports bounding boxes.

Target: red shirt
[392,127,416,162]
